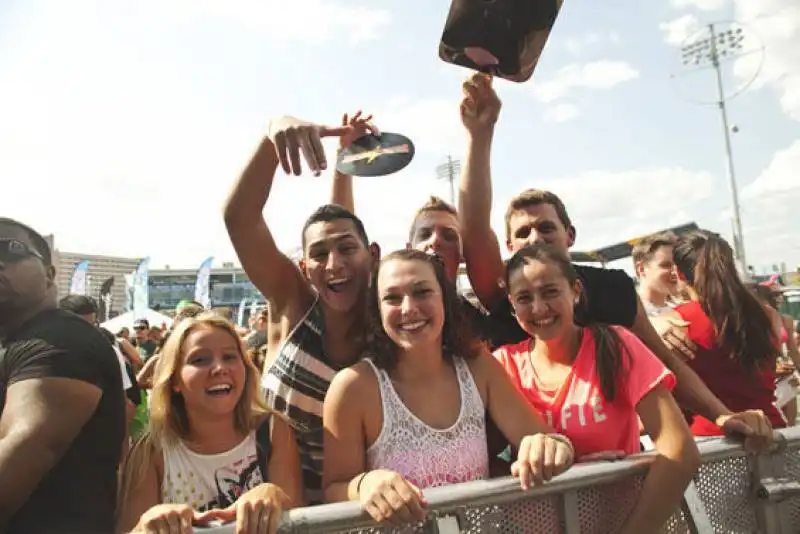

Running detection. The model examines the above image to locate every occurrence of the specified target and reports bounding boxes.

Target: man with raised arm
[224,114,378,504]
[456,73,773,451]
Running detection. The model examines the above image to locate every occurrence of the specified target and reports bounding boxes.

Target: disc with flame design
[336,133,415,177]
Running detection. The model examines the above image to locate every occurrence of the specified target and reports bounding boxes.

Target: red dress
[674,300,786,435]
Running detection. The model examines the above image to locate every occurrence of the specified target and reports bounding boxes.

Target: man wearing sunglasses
[0,218,125,534]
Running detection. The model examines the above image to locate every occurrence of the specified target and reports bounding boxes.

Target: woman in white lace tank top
[118,313,302,534]
[323,250,576,524]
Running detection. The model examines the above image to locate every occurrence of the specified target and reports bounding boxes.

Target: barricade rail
[199,427,800,533]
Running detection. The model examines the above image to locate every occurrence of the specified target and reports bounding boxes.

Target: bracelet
[356,472,369,495]
[547,433,576,455]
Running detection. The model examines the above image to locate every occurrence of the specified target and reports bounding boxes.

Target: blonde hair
[118,313,271,521]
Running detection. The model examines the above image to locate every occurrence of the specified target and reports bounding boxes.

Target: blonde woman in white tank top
[323,251,575,524]
[118,313,302,534]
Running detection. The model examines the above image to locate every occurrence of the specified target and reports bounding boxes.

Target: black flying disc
[336,132,415,177]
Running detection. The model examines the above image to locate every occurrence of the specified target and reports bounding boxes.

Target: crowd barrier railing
[197,426,800,533]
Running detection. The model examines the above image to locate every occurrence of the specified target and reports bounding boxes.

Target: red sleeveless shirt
[674,300,786,435]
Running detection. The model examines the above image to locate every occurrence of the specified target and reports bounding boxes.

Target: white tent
[101,309,173,333]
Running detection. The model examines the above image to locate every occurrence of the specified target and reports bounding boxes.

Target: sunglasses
[0,239,43,263]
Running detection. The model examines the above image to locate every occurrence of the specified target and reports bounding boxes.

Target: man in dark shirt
[0,218,125,534]
[132,318,158,360]
[457,73,773,453]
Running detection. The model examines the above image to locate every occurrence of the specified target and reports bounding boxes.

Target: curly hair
[365,249,483,371]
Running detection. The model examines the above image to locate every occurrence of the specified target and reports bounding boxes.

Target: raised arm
[458,74,508,311]
[223,120,315,319]
[330,111,379,213]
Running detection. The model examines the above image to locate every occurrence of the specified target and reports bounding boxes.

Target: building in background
[149,262,263,310]
[49,235,142,316]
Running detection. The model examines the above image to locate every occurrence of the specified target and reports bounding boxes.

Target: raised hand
[268,112,379,177]
[460,72,502,135]
[338,110,380,151]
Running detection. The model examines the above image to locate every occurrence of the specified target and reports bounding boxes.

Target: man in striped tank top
[224,114,379,504]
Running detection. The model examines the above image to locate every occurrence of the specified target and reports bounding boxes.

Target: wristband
[356,472,369,495]
[547,433,575,455]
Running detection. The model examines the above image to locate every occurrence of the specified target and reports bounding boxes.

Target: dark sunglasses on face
[0,239,43,263]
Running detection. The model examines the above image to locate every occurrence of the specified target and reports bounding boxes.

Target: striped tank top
[261,297,342,504]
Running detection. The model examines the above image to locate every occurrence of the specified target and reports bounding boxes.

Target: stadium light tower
[680,23,751,278]
[436,155,461,206]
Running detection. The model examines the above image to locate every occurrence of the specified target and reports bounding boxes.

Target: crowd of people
[1,73,797,534]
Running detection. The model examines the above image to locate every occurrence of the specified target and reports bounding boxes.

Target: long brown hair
[673,231,778,371]
[366,249,483,371]
[505,244,629,401]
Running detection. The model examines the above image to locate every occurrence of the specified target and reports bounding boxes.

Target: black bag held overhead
[439,0,563,83]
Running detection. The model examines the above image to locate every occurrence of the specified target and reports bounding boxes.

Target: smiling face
[506,203,574,255]
[636,245,678,297]
[507,258,581,341]
[174,324,247,418]
[303,218,374,313]
[377,258,445,352]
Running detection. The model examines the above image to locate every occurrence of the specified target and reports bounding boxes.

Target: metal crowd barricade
[199,427,800,533]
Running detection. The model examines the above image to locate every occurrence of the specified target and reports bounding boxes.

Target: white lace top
[365,357,489,489]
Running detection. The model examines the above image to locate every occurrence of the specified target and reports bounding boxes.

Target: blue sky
[1,0,798,275]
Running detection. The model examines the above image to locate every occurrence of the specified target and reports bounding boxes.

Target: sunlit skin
[378,259,445,352]
[506,204,574,255]
[303,219,373,314]
[637,246,679,305]
[507,259,582,345]
[408,211,463,283]
[174,325,247,422]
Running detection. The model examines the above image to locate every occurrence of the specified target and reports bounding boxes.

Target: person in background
[118,313,302,534]
[59,294,140,457]
[246,307,269,354]
[323,250,574,523]
[752,284,800,425]
[133,319,159,361]
[665,231,784,436]
[118,326,131,341]
[496,244,699,533]
[632,233,680,317]
[0,217,125,534]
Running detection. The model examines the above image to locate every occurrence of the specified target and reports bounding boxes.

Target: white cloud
[564,32,621,55]
[170,0,392,46]
[732,0,800,121]
[741,139,800,198]
[543,103,581,123]
[659,14,702,47]
[671,0,726,11]
[375,97,464,157]
[492,166,717,251]
[532,61,640,103]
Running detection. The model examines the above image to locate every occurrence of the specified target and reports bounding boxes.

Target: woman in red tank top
[665,232,785,435]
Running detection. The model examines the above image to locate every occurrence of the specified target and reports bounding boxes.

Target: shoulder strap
[255,416,272,483]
